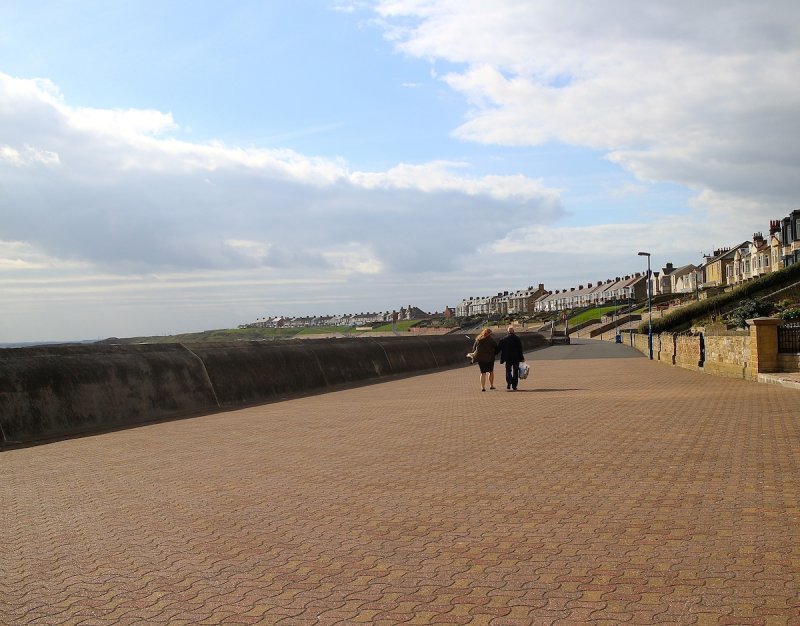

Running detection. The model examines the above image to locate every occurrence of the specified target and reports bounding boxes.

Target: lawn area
[106,320,423,344]
[569,305,626,325]
[295,326,354,335]
[122,327,300,343]
[370,320,420,332]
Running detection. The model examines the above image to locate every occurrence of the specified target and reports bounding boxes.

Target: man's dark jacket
[496,333,525,364]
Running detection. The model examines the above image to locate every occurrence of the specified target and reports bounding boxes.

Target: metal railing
[778,321,800,353]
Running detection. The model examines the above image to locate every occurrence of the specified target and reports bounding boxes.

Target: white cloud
[375,0,800,217]
[489,221,706,257]
[322,243,384,275]
[0,71,563,275]
[0,144,60,166]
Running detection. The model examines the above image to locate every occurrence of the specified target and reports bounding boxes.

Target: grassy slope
[569,305,626,326]
[104,321,423,344]
[638,262,800,334]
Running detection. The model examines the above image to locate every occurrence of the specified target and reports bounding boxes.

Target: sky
[1,0,799,343]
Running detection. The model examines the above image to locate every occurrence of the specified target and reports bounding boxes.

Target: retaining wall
[779,354,800,370]
[628,331,754,380]
[0,333,549,447]
[703,333,751,379]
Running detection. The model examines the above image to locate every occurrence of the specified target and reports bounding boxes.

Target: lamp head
[637,251,650,257]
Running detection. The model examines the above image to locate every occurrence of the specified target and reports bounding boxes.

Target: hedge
[637,262,800,334]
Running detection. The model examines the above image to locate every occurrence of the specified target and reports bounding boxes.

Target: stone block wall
[675,335,702,370]
[703,334,752,380]
[632,333,650,355]
[778,354,800,370]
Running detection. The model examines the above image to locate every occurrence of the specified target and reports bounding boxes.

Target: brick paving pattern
[2,342,800,625]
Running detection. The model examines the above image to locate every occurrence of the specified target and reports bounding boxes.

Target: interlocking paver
[2,339,800,624]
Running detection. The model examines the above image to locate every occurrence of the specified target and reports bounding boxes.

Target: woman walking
[471,328,497,391]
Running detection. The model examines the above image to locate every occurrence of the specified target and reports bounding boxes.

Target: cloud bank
[376,0,800,216]
[0,71,562,276]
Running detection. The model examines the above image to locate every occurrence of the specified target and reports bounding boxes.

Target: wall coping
[747,317,784,327]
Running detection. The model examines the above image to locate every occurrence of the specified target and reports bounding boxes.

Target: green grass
[370,320,421,332]
[116,327,300,344]
[295,325,354,335]
[569,305,626,326]
[111,321,426,344]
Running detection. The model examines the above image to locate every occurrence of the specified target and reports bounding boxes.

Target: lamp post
[638,251,653,360]
[628,292,633,346]
[695,267,702,301]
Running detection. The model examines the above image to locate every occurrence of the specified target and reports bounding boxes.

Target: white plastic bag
[518,362,529,380]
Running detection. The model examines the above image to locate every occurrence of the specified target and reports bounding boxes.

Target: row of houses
[455,276,649,317]
[652,210,800,296]
[456,209,800,317]
[243,305,431,329]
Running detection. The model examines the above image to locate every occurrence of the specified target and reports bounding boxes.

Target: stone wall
[703,334,751,379]
[632,333,650,355]
[778,354,800,370]
[628,329,755,380]
[675,335,702,370]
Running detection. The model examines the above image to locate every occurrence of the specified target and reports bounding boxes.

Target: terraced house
[780,209,800,267]
[452,211,800,321]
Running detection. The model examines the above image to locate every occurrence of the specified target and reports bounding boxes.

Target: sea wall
[0,332,549,447]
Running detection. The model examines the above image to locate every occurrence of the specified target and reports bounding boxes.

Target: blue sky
[1,0,798,342]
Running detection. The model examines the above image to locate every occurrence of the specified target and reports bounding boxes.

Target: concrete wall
[0,333,549,447]
[0,344,219,445]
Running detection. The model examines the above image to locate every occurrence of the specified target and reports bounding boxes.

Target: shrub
[638,262,800,334]
[778,307,800,321]
[727,298,776,328]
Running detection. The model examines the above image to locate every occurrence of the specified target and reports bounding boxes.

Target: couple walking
[471,326,526,392]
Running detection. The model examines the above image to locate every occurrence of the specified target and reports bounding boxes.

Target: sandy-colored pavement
[2,340,799,625]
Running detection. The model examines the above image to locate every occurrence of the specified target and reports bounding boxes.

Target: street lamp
[695,267,702,301]
[638,251,653,360]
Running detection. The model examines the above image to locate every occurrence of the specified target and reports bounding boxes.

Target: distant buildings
[456,277,648,317]
[242,305,430,329]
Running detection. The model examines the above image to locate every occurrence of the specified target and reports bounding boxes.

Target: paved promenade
[2,340,799,625]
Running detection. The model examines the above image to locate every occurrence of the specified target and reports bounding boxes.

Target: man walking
[496,326,526,391]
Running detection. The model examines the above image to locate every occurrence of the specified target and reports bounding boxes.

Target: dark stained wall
[0,333,549,447]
